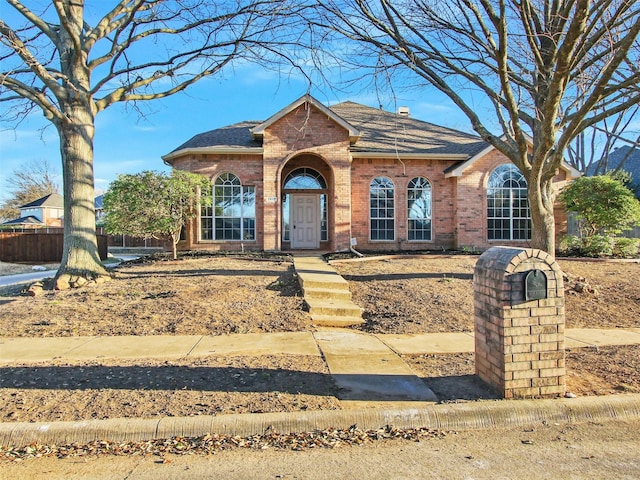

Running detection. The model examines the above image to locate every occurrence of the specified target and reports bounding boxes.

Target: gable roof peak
[19,192,63,209]
[250,94,361,143]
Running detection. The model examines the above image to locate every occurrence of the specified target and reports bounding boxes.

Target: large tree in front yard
[315,0,640,254]
[0,0,299,288]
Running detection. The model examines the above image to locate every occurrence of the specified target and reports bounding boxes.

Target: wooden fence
[0,227,165,263]
[0,231,108,263]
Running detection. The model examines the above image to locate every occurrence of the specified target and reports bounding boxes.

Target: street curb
[2,394,639,447]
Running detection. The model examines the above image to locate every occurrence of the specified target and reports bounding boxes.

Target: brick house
[1,193,64,228]
[163,95,579,253]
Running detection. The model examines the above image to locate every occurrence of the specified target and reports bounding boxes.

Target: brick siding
[170,101,571,253]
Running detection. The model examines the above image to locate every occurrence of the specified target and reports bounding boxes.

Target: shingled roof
[587,145,640,198]
[330,101,486,157]
[164,99,488,161]
[19,193,63,209]
[1,215,43,226]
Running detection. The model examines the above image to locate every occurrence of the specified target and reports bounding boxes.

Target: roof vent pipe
[397,106,410,117]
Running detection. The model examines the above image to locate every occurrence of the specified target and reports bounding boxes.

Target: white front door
[291,194,319,249]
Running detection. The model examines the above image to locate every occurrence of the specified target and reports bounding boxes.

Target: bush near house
[559,175,640,257]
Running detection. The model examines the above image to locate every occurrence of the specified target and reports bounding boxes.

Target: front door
[291,194,319,249]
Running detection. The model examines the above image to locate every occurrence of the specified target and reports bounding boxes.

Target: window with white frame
[408,176,432,241]
[370,176,395,241]
[201,173,255,241]
[487,164,531,240]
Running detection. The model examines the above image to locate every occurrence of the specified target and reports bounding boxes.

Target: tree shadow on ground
[0,365,337,396]
[341,272,473,282]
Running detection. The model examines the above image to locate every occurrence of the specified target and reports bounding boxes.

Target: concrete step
[310,314,365,327]
[298,273,350,291]
[305,297,363,318]
[302,286,352,301]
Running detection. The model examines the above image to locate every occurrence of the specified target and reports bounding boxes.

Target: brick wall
[172,154,264,251]
[456,152,572,251]
[474,247,566,399]
[350,157,458,251]
[262,103,352,251]
[169,100,573,254]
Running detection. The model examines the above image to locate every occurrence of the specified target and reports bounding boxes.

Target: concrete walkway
[2,329,640,447]
[293,255,365,327]
[3,328,639,364]
[2,328,640,410]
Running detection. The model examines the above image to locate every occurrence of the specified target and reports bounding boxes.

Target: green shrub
[557,235,582,256]
[559,175,640,236]
[613,237,640,258]
[580,235,615,257]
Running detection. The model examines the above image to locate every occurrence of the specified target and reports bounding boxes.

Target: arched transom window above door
[284,168,327,190]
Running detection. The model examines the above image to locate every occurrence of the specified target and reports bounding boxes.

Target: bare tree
[315,0,640,254]
[0,159,60,222]
[567,104,639,175]
[0,0,302,288]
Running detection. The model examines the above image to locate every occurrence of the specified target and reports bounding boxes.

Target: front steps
[293,255,364,327]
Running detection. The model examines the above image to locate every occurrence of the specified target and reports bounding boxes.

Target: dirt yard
[0,253,638,423]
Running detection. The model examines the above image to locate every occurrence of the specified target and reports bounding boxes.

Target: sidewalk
[2,328,640,446]
[2,328,640,448]
[3,327,640,364]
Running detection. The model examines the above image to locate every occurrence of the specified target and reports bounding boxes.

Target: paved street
[3,419,640,479]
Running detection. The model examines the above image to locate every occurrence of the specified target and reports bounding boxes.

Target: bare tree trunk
[54,103,109,289]
[171,231,180,260]
[528,177,556,256]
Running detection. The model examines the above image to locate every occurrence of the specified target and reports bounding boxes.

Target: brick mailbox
[473,247,565,399]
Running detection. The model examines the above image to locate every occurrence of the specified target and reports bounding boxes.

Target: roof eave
[443,141,584,179]
[162,146,264,164]
[445,144,494,177]
[351,152,469,160]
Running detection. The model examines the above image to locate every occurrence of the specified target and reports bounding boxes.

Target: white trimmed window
[408,177,432,241]
[370,176,395,241]
[487,164,531,240]
[201,173,255,241]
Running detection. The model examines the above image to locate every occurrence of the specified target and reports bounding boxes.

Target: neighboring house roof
[586,146,640,198]
[94,194,104,210]
[1,215,44,226]
[163,97,488,162]
[19,192,64,209]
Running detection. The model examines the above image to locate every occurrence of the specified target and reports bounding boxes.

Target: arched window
[370,176,395,241]
[284,168,327,189]
[487,164,531,240]
[201,173,255,241]
[408,177,432,241]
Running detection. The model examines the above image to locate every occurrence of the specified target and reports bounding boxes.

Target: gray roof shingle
[587,146,640,197]
[1,215,44,226]
[167,101,487,157]
[170,121,262,152]
[20,193,63,209]
[330,101,487,156]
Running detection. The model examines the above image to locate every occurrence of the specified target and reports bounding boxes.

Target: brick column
[473,247,565,399]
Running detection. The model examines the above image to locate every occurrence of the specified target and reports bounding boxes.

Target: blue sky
[0,64,475,203]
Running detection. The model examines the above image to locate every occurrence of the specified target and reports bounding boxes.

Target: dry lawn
[0,253,638,423]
